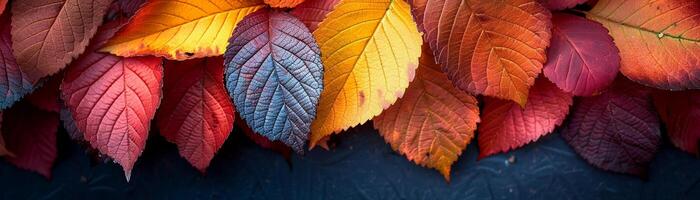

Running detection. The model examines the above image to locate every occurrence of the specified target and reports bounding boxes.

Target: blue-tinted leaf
[0,13,33,109]
[225,8,323,152]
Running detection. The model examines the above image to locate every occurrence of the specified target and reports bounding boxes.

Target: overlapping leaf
[60,106,84,141]
[562,79,660,176]
[264,0,305,8]
[587,0,700,90]
[538,0,588,10]
[236,116,292,159]
[225,8,323,152]
[2,102,58,178]
[310,0,422,146]
[11,0,113,83]
[373,46,480,181]
[0,0,6,15]
[26,75,62,113]
[653,90,700,155]
[0,114,10,156]
[108,0,145,17]
[102,0,265,60]
[157,58,235,172]
[412,0,552,105]
[290,0,340,31]
[543,13,619,96]
[478,78,572,158]
[0,12,33,109]
[62,20,163,179]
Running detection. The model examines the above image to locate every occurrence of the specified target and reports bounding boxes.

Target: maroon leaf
[0,0,5,15]
[0,12,34,109]
[26,75,62,112]
[653,90,700,155]
[561,79,660,176]
[236,116,292,159]
[290,0,340,31]
[538,0,588,10]
[2,102,59,178]
[543,13,620,96]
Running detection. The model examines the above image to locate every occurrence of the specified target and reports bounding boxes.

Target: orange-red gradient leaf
[2,102,58,178]
[264,0,305,8]
[373,46,480,181]
[412,0,552,105]
[11,0,113,83]
[157,58,235,172]
[543,13,620,96]
[478,78,572,158]
[101,0,265,60]
[290,0,340,31]
[653,90,700,155]
[62,20,163,180]
[587,0,700,90]
[561,79,660,176]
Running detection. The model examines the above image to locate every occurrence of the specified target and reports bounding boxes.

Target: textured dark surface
[1,123,700,199]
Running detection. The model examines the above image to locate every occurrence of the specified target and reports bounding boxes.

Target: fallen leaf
[587,0,700,90]
[652,90,700,155]
[0,12,33,109]
[61,20,163,180]
[543,13,620,96]
[538,0,588,10]
[373,45,480,181]
[478,77,572,158]
[101,0,265,60]
[412,0,552,105]
[157,58,235,172]
[290,0,340,31]
[2,102,59,178]
[225,8,323,152]
[26,75,62,113]
[11,0,113,83]
[264,0,305,8]
[310,0,422,147]
[561,79,660,176]
[236,116,292,159]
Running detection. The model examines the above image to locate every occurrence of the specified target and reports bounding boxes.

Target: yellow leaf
[101,0,265,60]
[309,0,422,147]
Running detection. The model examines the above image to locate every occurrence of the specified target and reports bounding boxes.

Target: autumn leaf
[0,0,6,15]
[11,0,113,83]
[2,102,59,178]
[543,13,620,96]
[412,0,552,105]
[225,8,323,152]
[0,12,33,109]
[101,0,265,60]
[157,58,235,172]
[108,0,145,17]
[652,90,700,155]
[26,75,62,113]
[60,106,84,141]
[237,116,292,159]
[290,0,340,31]
[264,0,305,8]
[478,77,572,158]
[561,79,660,176]
[61,20,163,180]
[538,0,588,10]
[310,0,422,147]
[0,114,10,156]
[587,0,700,90]
[373,45,480,181]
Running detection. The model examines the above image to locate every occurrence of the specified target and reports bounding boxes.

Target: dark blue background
[1,124,699,199]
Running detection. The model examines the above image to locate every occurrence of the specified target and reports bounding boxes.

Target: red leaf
[2,102,58,178]
[26,75,62,112]
[61,20,163,180]
[0,12,34,109]
[11,0,113,83]
[0,114,11,156]
[478,78,572,158]
[543,13,619,96]
[108,0,145,17]
[0,0,5,15]
[157,58,235,173]
[653,90,700,155]
[237,117,292,159]
[538,0,587,10]
[290,0,340,31]
[561,79,660,176]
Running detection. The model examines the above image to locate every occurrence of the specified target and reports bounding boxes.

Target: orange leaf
[373,45,480,181]
[412,0,552,105]
[587,0,700,90]
[264,0,305,8]
[101,0,265,60]
[11,0,112,83]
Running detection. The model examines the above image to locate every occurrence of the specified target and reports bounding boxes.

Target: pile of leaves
[0,0,698,181]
